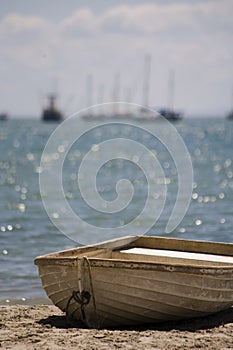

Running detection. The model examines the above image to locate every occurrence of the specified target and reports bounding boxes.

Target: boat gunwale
[35,235,138,261]
[34,235,233,272]
[36,255,233,274]
[86,257,233,274]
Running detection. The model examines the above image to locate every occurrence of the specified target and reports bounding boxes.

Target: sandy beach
[1,305,233,349]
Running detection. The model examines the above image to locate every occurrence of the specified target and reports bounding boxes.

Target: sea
[0,116,233,305]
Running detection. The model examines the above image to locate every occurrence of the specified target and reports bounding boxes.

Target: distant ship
[0,113,8,121]
[157,69,182,121]
[227,111,233,120]
[81,57,182,122]
[157,108,182,121]
[42,94,63,122]
[139,59,183,121]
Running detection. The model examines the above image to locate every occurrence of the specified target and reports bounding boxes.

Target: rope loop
[66,290,91,320]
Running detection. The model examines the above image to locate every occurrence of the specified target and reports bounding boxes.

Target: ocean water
[0,117,233,305]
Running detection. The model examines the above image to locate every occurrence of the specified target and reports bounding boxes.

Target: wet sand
[1,305,233,349]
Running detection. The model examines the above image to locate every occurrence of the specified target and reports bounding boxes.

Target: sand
[1,305,233,349]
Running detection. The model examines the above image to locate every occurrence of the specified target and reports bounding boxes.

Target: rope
[65,256,97,325]
[83,256,98,324]
[65,290,91,320]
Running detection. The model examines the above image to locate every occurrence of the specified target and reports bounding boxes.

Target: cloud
[60,8,97,37]
[0,13,51,44]
[0,1,233,115]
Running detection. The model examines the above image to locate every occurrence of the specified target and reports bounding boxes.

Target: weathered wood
[35,235,233,328]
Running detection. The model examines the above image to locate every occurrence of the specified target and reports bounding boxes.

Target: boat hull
[35,236,233,328]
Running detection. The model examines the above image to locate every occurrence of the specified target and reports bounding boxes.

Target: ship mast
[112,72,121,116]
[142,54,151,108]
[168,69,175,111]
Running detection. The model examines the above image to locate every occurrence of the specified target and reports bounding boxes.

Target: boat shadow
[38,307,233,332]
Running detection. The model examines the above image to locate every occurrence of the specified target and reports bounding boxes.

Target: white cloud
[60,8,97,37]
[0,1,232,116]
[0,13,50,44]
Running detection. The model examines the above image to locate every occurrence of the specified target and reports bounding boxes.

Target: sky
[0,0,233,118]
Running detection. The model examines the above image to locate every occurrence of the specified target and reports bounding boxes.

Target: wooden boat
[34,235,233,328]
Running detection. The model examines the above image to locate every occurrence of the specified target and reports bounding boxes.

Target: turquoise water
[0,117,233,304]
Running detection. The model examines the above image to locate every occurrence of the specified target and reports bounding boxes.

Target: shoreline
[1,305,233,349]
[0,297,52,306]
